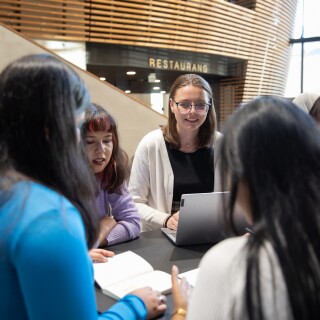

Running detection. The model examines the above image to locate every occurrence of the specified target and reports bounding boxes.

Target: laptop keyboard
[167,229,177,236]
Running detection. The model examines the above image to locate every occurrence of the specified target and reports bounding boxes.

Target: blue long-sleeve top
[95,180,141,246]
[0,181,147,320]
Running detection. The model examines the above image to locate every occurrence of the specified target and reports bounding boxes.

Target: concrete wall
[0,23,167,157]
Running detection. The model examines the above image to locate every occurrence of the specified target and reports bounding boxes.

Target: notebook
[161,191,248,245]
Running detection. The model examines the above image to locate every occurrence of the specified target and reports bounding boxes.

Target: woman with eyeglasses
[129,74,222,231]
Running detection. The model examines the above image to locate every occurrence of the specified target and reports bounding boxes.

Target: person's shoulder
[214,131,223,142]
[13,180,59,199]
[293,92,320,113]
[140,128,163,141]
[215,130,223,139]
[137,128,164,150]
[15,181,77,221]
[27,181,73,208]
[8,181,83,241]
[194,237,247,295]
[211,131,223,151]
[200,236,247,267]
[108,182,129,198]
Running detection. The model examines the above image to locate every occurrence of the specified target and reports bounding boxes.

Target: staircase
[0,23,167,158]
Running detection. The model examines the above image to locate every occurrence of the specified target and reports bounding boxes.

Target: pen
[245,227,253,234]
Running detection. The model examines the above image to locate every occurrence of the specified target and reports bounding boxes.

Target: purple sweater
[95,182,141,246]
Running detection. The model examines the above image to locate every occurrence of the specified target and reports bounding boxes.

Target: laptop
[161,192,248,246]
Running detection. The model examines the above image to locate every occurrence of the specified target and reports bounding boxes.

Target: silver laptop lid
[174,192,247,245]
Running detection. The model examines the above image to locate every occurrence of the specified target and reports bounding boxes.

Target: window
[285,0,320,97]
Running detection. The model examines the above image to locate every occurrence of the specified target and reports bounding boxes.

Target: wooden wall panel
[0,0,298,125]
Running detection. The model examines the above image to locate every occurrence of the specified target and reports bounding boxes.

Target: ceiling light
[153,87,160,90]
[126,71,136,75]
[154,79,161,83]
[160,91,166,94]
[125,90,131,93]
[99,77,106,81]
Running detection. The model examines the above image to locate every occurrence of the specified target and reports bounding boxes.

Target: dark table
[96,229,213,319]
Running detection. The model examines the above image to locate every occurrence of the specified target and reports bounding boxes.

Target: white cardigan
[129,129,223,232]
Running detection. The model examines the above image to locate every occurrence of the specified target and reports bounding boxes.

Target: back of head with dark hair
[220,96,320,319]
[163,73,217,148]
[0,54,98,247]
[81,103,129,194]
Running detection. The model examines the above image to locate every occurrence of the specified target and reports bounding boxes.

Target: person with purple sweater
[81,103,141,262]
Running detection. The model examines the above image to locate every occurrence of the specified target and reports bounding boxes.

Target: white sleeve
[129,134,169,231]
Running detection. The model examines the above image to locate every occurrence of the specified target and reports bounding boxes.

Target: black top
[165,141,214,212]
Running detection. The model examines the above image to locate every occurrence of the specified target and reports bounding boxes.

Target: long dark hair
[163,73,217,148]
[81,103,129,194]
[220,96,320,319]
[0,54,98,248]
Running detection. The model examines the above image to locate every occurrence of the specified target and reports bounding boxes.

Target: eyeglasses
[172,99,210,115]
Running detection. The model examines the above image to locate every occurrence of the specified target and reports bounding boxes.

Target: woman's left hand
[89,248,115,263]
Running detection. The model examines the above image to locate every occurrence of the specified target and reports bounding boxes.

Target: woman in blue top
[0,54,166,320]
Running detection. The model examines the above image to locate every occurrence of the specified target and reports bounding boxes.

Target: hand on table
[130,287,167,319]
[166,211,179,230]
[89,248,115,263]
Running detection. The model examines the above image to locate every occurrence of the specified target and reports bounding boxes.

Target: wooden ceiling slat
[0,0,298,123]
